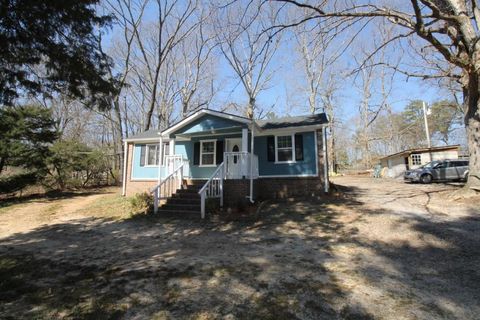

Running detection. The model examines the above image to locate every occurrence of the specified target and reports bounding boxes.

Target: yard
[0,177,479,319]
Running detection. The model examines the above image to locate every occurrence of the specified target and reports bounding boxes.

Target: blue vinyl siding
[130,131,318,180]
[131,144,169,180]
[254,131,317,176]
[176,134,242,179]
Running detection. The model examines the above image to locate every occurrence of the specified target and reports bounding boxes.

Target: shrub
[0,172,38,195]
[128,192,153,217]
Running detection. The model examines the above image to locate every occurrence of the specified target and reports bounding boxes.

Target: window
[411,153,421,166]
[145,143,169,166]
[276,135,294,162]
[200,140,216,166]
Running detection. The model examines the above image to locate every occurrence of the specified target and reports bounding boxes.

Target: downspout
[122,140,128,196]
[157,132,163,187]
[249,120,255,203]
[323,126,330,193]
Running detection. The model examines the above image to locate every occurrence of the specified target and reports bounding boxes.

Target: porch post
[157,133,163,193]
[169,138,175,155]
[122,141,128,196]
[242,128,248,152]
[249,122,254,203]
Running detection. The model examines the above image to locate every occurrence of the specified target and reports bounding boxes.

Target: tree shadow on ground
[0,185,375,319]
[331,181,480,319]
[0,188,114,210]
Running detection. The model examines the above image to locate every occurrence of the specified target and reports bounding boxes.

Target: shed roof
[380,145,460,160]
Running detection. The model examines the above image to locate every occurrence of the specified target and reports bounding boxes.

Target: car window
[434,162,447,169]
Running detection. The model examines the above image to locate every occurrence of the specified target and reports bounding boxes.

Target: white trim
[199,139,217,167]
[323,126,329,193]
[242,128,248,152]
[314,130,319,176]
[225,138,242,153]
[258,174,318,178]
[122,141,128,196]
[124,137,172,143]
[163,109,251,136]
[144,144,159,167]
[274,134,296,164]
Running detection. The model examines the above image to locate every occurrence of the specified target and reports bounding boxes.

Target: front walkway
[0,179,479,319]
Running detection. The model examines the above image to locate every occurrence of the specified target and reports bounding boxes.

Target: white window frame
[411,153,421,166]
[275,134,296,164]
[144,142,169,167]
[200,139,217,167]
[145,144,159,167]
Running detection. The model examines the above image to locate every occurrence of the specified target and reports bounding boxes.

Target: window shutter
[267,136,275,162]
[216,140,224,164]
[139,145,146,167]
[193,142,200,165]
[295,134,304,161]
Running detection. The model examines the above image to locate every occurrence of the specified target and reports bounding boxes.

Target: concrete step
[171,192,200,200]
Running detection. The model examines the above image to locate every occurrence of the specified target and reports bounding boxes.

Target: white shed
[380,145,460,178]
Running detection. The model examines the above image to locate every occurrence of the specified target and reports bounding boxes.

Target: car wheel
[420,174,433,184]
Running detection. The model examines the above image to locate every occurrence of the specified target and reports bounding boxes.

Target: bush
[128,192,153,217]
[0,172,38,195]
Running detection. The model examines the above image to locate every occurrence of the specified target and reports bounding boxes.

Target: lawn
[0,179,479,319]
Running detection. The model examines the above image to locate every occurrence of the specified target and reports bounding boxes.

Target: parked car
[404,159,469,184]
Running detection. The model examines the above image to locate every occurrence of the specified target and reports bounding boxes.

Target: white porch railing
[198,162,224,219]
[150,161,185,214]
[165,155,189,176]
[224,152,259,179]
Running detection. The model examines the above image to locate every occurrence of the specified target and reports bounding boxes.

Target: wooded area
[0,0,478,192]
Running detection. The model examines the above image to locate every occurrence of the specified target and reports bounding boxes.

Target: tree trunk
[464,74,480,191]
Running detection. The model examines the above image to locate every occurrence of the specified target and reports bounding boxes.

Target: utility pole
[422,101,431,148]
[422,101,432,162]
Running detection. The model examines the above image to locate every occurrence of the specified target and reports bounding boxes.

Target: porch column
[242,128,248,152]
[169,138,175,155]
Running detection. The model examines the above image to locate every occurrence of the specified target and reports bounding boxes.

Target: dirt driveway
[0,178,479,319]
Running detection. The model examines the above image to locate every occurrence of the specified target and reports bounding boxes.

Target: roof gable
[173,114,247,136]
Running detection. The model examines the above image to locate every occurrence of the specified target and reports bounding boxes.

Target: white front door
[225,138,242,178]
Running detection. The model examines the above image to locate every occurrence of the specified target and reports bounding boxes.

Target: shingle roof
[125,111,329,141]
[256,113,328,130]
[126,130,162,141]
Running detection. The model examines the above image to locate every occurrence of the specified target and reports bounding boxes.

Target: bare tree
[273,0,480,190]
[214,0,281,119]
[293,17,343,172]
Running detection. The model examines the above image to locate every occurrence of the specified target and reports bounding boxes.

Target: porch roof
[174,126,244,139]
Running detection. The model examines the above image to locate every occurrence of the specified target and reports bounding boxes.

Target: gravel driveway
[0,178,479,319]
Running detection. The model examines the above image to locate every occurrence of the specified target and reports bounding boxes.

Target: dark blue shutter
[216,140,224,164]
[295,134,304,161]
[193,142,200,165]
[267,136,275,162]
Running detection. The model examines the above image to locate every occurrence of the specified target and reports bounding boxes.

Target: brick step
[183,180,207,186]
[160,203,200,211]
[156,209,201,217]
[166,198,201,205]
[171,192,200,200]
[176,188,202,194]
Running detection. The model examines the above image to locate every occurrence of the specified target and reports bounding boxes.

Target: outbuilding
[380,145,460,178]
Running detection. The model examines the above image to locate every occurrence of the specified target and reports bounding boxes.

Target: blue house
[122,109,329,218]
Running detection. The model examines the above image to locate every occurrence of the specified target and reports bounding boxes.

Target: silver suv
[404,159,469,184]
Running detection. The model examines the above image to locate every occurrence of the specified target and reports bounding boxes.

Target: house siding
[131,143,170,180]
[254,131,317,176]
